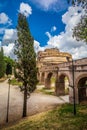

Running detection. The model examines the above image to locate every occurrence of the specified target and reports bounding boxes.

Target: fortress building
[37,48,87,104]
[37,48,72,69]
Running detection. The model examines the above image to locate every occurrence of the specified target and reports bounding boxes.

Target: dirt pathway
[0,81,69,124]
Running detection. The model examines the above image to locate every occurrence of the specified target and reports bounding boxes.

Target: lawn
[35,86,55,95]
[1,104,87,130]
[40,87,55,95]
[10,78,22,86]
[36,86,69,96]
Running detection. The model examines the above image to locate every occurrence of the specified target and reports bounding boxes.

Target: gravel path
[0,80,69,124]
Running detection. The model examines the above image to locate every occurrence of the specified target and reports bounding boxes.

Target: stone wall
[37,48,72,72]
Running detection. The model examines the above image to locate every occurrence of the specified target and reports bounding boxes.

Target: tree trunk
[22,85,27,117]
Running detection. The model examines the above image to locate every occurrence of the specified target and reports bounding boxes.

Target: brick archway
[45,71,57,89]
[45,72,53,88]
[37,72,40,81]
[75,74,87,87]
[41,72,45,83]
[38,57,87,104]
[75,74,87,103]
[56,73,70,96]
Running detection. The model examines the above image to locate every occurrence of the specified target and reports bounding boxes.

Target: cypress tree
[0,47,5,78]
[6,62,12,76]
[15,13,38,117]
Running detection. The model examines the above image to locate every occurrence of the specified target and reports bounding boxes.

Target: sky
[0,0,87,59]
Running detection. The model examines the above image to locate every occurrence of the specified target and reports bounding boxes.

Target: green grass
[40,90,54,95]
[40,88,55,95]
[42,87,54,90]
[36,87,55,96]
[36,87,69,96]
[1,104,87,130]
[51,77,56,83]
[10,78,22,86]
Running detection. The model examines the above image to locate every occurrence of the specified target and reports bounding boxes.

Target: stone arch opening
[78,77,87,103]
[45,72,53,88]
[45,72,56,89]
[57,74,69,95]
[41,72,45,83]
[37,72,40,80]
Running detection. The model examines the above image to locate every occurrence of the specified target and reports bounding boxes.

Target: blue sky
[0,0,87,59]
[0,0,67,46]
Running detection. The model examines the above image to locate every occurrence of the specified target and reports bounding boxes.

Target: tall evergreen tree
[6,62,12,76]
[15,13,38,117]
[0,47,5,78]
[4,56,14,76]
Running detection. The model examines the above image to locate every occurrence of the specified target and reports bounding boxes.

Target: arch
[58,72,70,85]
[75,74,87,87]
[41,72,45,83]
[75,74,87,103]
[56,73,70,96]
[45,72,53,88]
[37,72,40,80]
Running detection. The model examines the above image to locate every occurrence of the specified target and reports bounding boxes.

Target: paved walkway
[0,80,69,124]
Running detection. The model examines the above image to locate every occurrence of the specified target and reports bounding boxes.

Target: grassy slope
[1,104,87,130]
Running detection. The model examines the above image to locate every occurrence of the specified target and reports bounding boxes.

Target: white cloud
[45,26,57,39]
[34,40,44,53]
[3,43,15,59]
[44,5,87,59]
[68,45,87,59]
[0,13,12,36]
[0,12,12,25]
[29,0,68,11]
[51,26,57,32]
[45,32,52,39]
[3,29,17,40]
[62,6,84,32]
[19,2,32,17]
[1,29,17,58]
[33,0,57,10]
[2,29,17,44]
[2,40,43,59]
